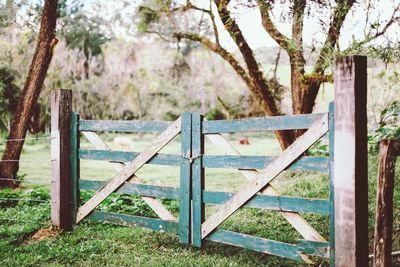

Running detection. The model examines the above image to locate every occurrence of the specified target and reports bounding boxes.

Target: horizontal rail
[80,180,179,199]
[79,150,181,166]
[79,120,169,133]
[207,230,304,261]
[87,211,178,233]
[203,191,329,215]
[203,155,328,172]
[80,180,329,214]
[79,150,328,172]
[202,113,327,133]
[79,113,327,133]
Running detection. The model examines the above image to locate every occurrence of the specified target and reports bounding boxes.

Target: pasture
[1,133,399,266]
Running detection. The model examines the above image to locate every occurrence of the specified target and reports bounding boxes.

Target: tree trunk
[0,0,59,188]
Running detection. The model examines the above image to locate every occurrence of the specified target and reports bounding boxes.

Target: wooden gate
[51,56,369,266]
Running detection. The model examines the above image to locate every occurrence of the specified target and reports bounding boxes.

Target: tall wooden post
[374,139,400,267]
[334,56,368,266]
[51,89,74,231]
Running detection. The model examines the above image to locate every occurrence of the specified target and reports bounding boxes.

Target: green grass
[0,134,399,266]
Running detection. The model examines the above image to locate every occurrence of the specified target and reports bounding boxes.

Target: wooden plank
[80,120,169,133]
[51,89,74,231]
[333,56,368,267]
[205,130,327,242]
[82,131,176,221]
[202,113,325,133]
[79,149,181,166]
[79,150,328,172]
[88,211,179,234]
[179,112,191,244]
[80,180,179,199]
[203,155,328,172]
[328,101,335,266]
[203,191,329,215]
[191,113,205,247]
[201,114,328,239]
[373,139,400,267]
[207,229,308,262]
[76,118,181,223]
[70,112,80,225]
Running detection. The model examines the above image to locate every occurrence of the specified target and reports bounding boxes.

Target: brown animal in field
[239,137,250,145]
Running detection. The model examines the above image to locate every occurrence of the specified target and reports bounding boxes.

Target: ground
[0,133,399,266]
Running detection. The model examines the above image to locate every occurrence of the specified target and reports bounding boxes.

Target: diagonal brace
[201,114,328,239]
[82,131,176,221]
[76,117,181,223]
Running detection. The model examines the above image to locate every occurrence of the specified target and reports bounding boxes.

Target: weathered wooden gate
[51,56,369,266]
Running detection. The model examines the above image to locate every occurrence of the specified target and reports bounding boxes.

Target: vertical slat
[192,113,204,247]
[51,89,73,231]
[179,112,192,244]
[70,112,80,225]
[328,102,335,266]
[334,56,368,267]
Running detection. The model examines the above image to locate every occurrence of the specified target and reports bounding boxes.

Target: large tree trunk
[0,0,59,188]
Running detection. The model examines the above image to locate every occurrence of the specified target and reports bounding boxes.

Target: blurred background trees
[0,0,398,136]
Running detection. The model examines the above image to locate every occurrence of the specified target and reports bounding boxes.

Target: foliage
[369,101,400,152]
[0,65,20,131]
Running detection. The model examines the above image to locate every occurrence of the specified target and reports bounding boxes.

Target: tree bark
[0,0,59,188]
[374,139,400,267]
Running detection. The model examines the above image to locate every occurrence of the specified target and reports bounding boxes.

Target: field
[1,133,399,266]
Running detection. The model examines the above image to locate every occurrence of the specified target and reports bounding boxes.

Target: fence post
[51,89,74,231]
[373,139,400,267]
[333,56,368,266]
[328,101,335,266]
[191,113,204,247]
[179,112,192,244]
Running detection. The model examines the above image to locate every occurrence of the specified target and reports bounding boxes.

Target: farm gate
[51,56,369,266]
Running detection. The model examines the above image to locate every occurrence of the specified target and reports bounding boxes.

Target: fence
[50,56,369,266]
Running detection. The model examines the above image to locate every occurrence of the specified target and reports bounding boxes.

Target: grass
[1,133,399,266]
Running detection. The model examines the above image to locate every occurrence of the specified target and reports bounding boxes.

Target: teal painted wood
[70,112,80,226]
[207,229,304,261]
[79,180,179,199]
[179,112,192,244]
[297,239,330,258]
[79,149,181,166]
[88,211,179,234]
[328,101,335,266]
[203,191,329,215]
[79,120,169,133]
[191,113,204,248]
[202,113,326,133]
[202,155,328,172]
[79,150,328,172]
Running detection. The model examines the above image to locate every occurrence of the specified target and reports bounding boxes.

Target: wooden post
[334,56,368,266]
[179,112,192,244]
[51,89,74,231]
[328,102,335,266]
[191,113,204,247]
[373,139,400,267]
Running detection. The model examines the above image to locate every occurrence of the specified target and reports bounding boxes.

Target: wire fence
[0,136,54,144]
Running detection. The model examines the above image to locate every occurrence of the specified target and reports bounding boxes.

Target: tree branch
[173,32,254,91]
[313,0,356,75]
[213,0,282,116]
[257,0,292,54]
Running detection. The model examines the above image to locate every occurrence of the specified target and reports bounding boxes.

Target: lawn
[0,133,399,266]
